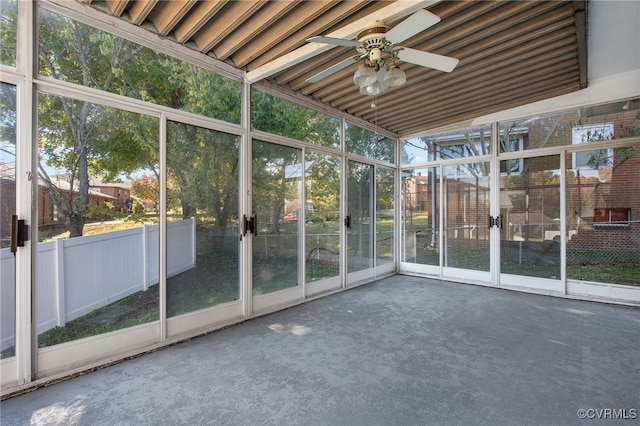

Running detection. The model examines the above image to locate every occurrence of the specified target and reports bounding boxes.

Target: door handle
[243,214,258,237]
[344,214,352,230]
[10,215,29,253]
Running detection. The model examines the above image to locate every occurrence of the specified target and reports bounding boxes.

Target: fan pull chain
[371,94,378,136]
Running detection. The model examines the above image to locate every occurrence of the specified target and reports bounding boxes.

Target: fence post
[142,224,148,291]
[55,238,66,327]
[191,216,196,267]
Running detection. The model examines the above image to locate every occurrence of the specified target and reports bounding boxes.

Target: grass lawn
[6,217,635,357]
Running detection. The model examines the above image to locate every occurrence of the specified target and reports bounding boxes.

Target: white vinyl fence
[0,218,195,351]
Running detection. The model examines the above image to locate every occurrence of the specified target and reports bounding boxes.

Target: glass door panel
[347,160,374,277]
[442,162,491,273]
[305,151,341,286]
[1,82,16,360]
[401,167,439,266]
[36,95,160,349]
[166,121,240,317]
[500,155,561,280]
[252,140,301,296]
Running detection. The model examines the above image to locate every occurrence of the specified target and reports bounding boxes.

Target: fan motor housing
[357,22,390,49]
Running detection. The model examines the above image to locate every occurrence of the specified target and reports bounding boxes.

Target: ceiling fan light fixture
[353,64,377,87]
[383,65,406,87]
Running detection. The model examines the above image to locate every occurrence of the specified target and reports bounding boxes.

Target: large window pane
[252,140,301,295]
[0,82,16,359]
[500,99,640,151]
[376,167,395,266]
[39,9,241,123]
[566,145,640,285]
[402,167,439,265]
[500,155,561,279]
[166,122,240,317]
[251,89,340,148]
[0,0,17,67]
[305,151,340,283]
[37,94,159,348]
[401,126,491,166]
[345,123,395,164]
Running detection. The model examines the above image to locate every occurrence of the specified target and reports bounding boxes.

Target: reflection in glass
[500,155,560,279]
[166,122,240,316]
[345,123,395,164]
[0,82,16,359]
[500,98,640,151]
[252,140,301,295]
[376,167,395,266]
[36,94,160,348]
[402,167,439,265]
[566,146,640,285]
[0,0,17,67]
[251,89,340,148]
[39,9,241,123]
[401,126,491,166]
[347,161,374,273]
[443,162,490,271]
[305,151,340,283]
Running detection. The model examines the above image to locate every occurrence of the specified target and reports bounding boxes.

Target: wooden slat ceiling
[83,0,587,137]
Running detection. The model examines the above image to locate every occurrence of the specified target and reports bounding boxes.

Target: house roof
[65,0,586,137]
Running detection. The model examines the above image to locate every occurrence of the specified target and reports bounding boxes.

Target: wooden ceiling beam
[172,1,227,44]
[128,0,158,26]
[573,0,588,88]
[147,0,197,37]
[395,79,581,135]
[193,1,268,53]
[232,0,347,68]
[384,68,579,131]
[385,69,579,130]
[213,1,299,61]
[105,0,129,17]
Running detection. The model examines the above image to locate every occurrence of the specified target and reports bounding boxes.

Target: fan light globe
[360,80,382,96]
[353,64,377,87]
[383,66,406,87]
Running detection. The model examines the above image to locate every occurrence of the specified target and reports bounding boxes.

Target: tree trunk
[181,201,196,218]
[67,213,85,238]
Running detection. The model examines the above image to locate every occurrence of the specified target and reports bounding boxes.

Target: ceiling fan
[305,10,459,96]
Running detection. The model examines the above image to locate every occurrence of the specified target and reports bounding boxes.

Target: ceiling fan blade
[306,57,359,83]
[386,10,441,44]
[396,47,459,72]
[307,36,361,48]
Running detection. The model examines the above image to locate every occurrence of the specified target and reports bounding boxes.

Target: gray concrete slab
[1,276,639,425]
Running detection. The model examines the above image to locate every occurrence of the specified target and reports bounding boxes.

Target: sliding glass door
[251,140,302,300]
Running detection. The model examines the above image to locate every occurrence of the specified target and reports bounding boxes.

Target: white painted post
[191,216,196,267]
[142,224,148,291]
[55,238,66,327]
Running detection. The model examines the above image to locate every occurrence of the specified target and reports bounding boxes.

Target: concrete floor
[1,276,639,425]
